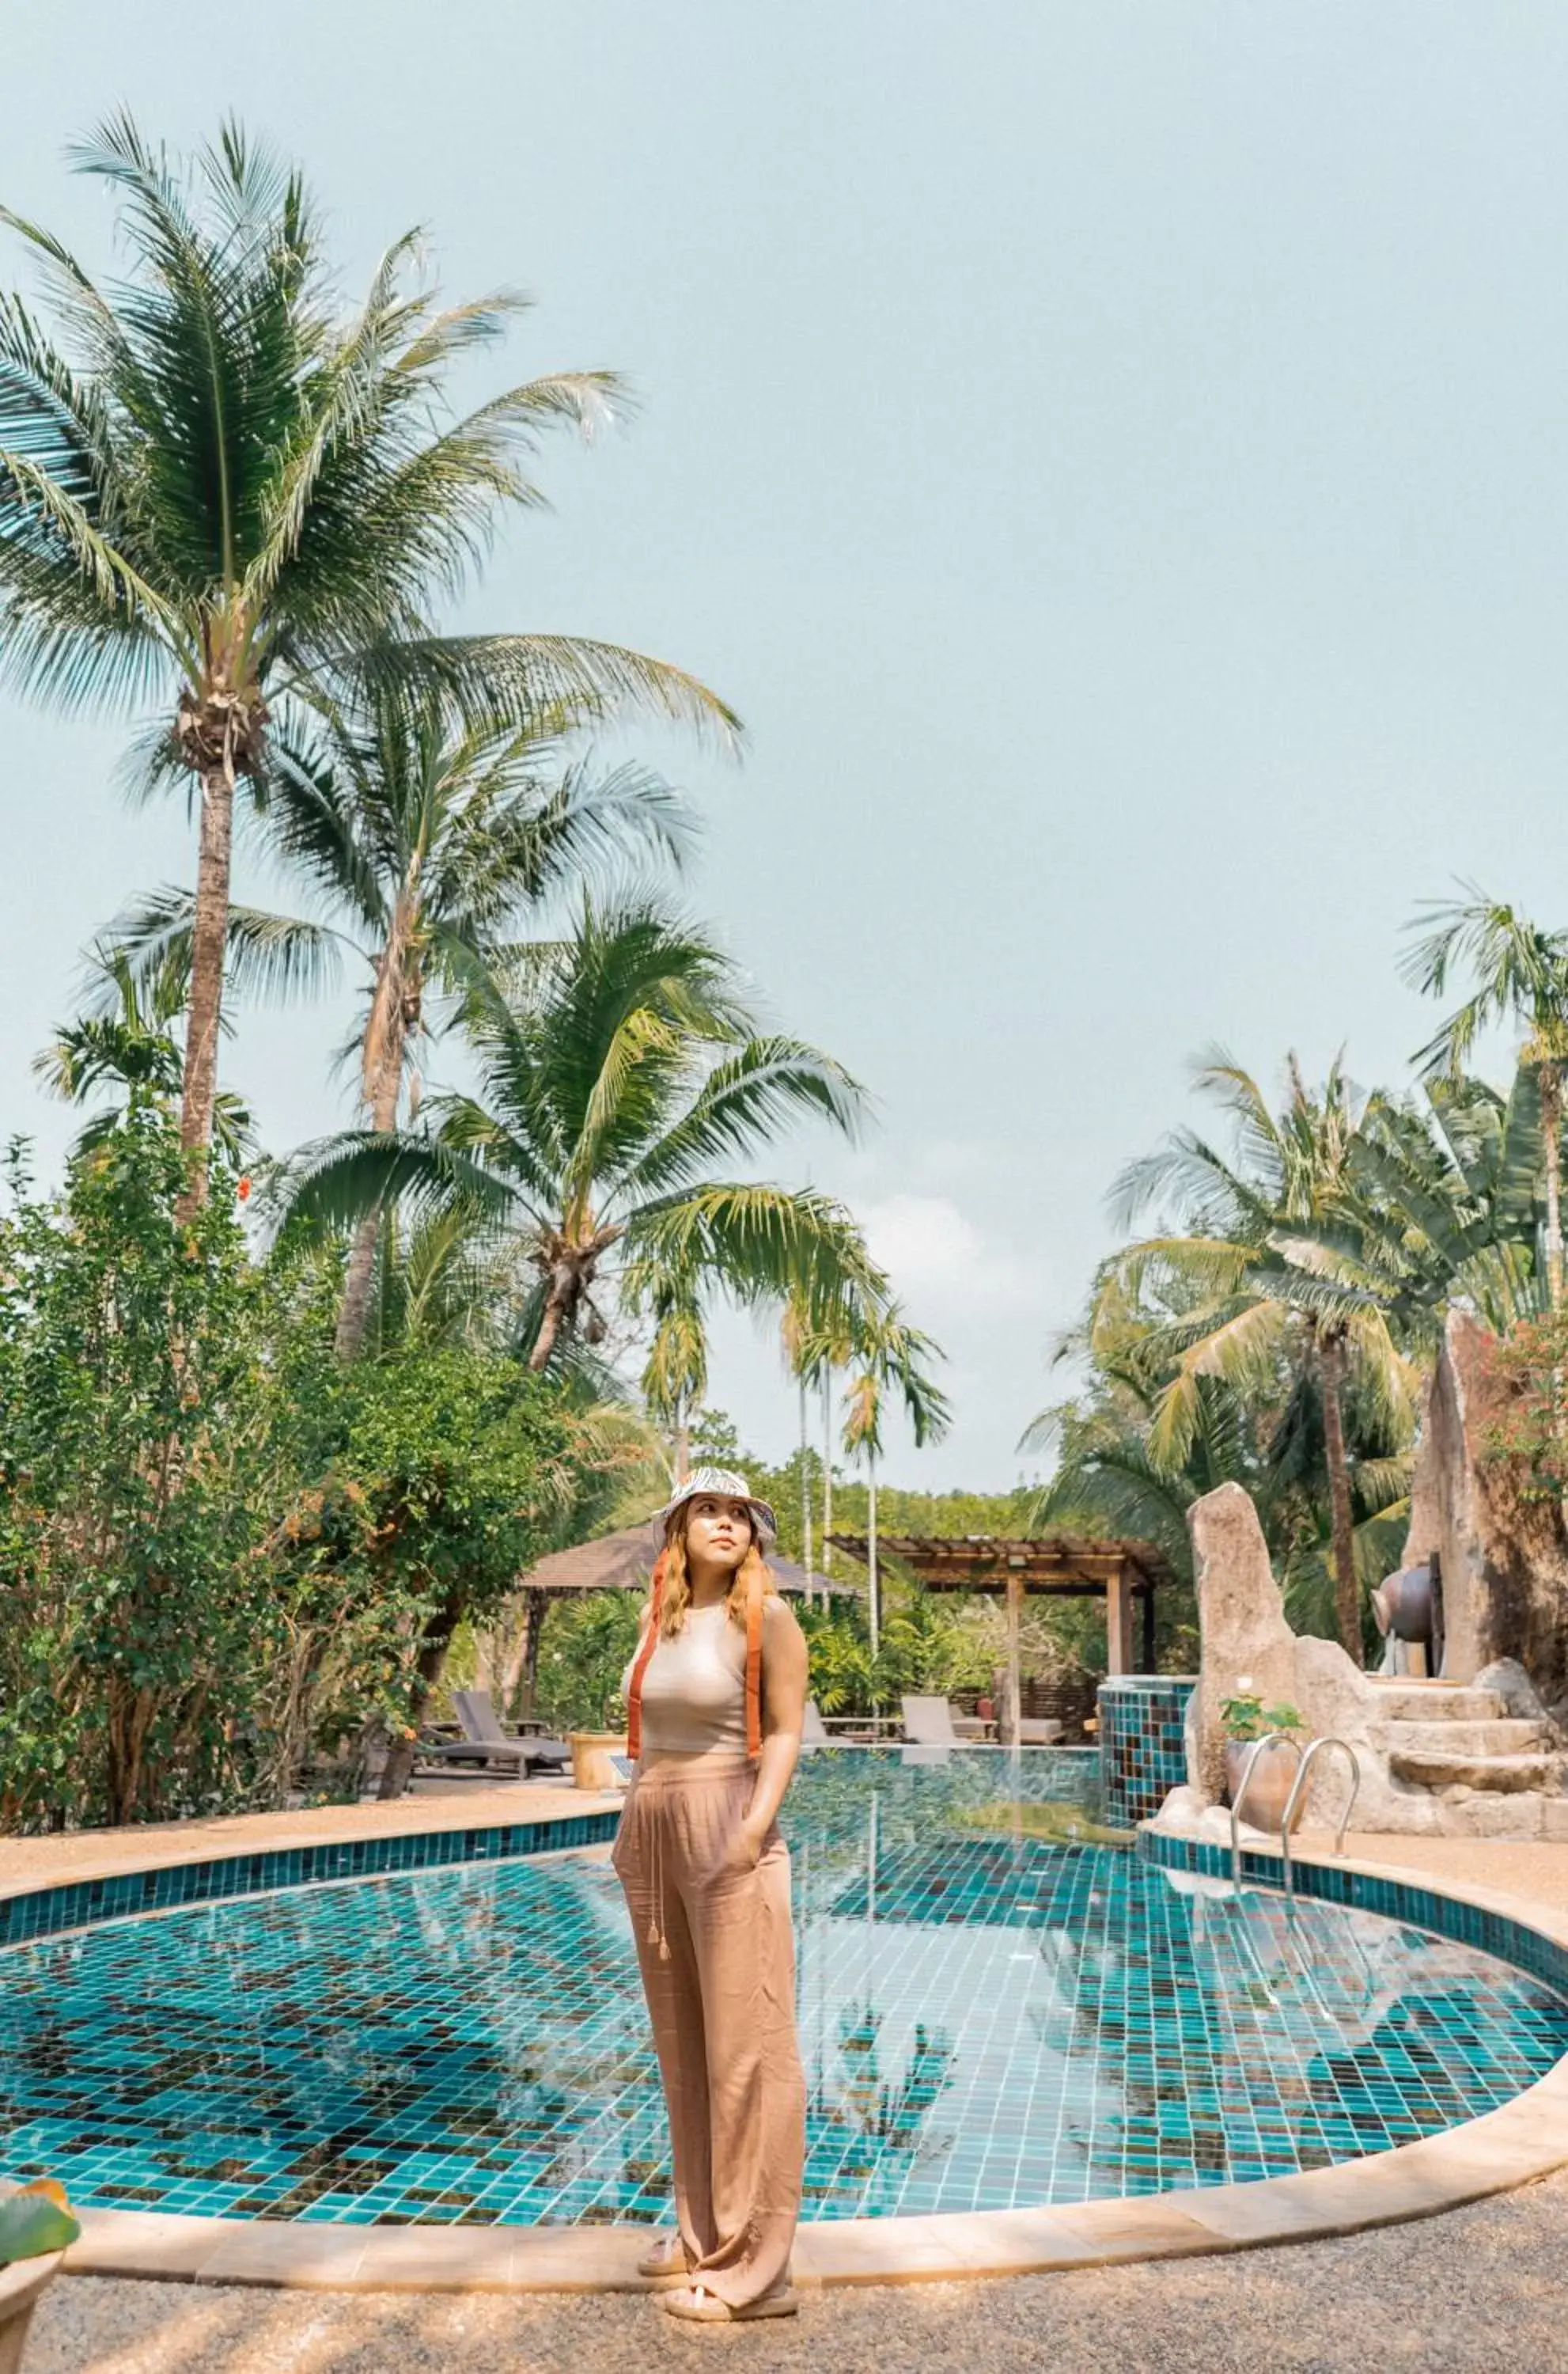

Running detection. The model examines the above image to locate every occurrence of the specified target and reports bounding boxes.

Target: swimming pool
[2,1751,1564,2228]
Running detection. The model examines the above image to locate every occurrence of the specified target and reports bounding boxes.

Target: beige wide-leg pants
[612,1750,805,2308]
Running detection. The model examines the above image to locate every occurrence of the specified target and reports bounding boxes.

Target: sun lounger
[419,1689,570,1777]
[901,1694,960,1746]
[801,1699,830,1749]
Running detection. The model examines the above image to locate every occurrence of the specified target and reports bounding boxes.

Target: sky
[2,3,1568,1486]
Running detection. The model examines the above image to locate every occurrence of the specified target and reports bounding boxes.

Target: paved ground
[29,2167,1568,2373]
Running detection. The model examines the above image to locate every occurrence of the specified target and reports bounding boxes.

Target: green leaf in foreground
[0,2187,81,2264]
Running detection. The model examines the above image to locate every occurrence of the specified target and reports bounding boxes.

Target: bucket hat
[652,1466,778,1545]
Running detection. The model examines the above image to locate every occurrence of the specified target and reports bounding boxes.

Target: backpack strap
[624,1549,667,1762]
[744,1565,764,1758]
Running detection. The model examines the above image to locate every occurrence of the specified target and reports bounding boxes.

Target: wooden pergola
[826,1532,1173,1676]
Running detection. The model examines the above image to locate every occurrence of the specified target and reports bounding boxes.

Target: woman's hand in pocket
[722,1817,767,1875]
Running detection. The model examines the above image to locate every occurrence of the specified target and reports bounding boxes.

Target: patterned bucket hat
[652,1466,778,1545]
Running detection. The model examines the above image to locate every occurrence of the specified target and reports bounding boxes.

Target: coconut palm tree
[0,115,734,1175]
[282,899,890,1377]
[34,940,252,1160]
[829,1305,951,1660]
[1403,887,1568,1306]
[1097,1051,1417,1663]
[108,675,688,1353]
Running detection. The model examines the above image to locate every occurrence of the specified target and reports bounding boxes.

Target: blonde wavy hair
[657,1504,778,1637]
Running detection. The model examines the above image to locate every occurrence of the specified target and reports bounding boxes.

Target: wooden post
[1140,1577,1156,1673]
[1105,1563,1134,1676]
[521,1588,548,1720]
[1005,1569,1023,1746]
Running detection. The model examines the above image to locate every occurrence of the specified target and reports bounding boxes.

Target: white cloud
[858,1193,1051,1320]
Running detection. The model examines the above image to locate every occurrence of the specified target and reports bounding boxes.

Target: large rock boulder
[1404,1310,1568,1710]
[1188,1483,1298,1801]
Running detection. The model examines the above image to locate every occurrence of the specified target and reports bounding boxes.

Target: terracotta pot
[0,2252,63,2374]
[1224,1735,1306,1834]
[1370,1562,1434,1644]
[568,1731,627,1792]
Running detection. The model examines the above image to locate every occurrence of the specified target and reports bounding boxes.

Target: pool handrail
[1279,1735,1361,1894]
[1229,1731,1297,1894]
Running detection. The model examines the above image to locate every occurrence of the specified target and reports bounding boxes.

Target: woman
[612,1466,809,2323]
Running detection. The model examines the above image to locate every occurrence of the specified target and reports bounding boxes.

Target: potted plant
[0,2182,79,2374]
[1220,1679,1309,1833]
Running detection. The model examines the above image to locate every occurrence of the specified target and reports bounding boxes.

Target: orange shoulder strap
[625,1550,666,1762]
[744,1568,764,1758]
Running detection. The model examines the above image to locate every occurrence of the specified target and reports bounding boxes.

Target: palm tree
[0,115,734,1176]
[282,900,890,1376]
[831,1305,951,1660]
[1343,1068,1547,1334]
[109,676,687,1354]
[1403,887,1568,1306]
[34,940,251,1160]
[1099,1052,1416,1663]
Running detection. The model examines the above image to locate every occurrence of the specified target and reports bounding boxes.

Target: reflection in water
[0,1751,1562,2225]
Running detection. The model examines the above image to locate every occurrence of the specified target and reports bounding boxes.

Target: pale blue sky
[3,4,1567,1484]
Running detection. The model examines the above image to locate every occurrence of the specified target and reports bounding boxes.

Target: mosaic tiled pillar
[1098,1675,1197,1826]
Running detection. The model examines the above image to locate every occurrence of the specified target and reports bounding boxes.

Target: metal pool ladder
[1280,1737,1360,1896]
[1229,1732,1361,1896]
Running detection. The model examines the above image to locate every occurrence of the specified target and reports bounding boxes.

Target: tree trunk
[821,1372,834,1577]
[528,1280,573,1371]
[1319,1329,1362,1666]
[867,1448,880,1664]
[378,1591,464,1799]
[336,931,415,1360]
[1543,1064,1563,1310]
[798,1374,814,1608]
[178,760,237,1188]
[521,1587,548,1720]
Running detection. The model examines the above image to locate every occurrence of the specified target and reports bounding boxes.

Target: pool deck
[7,1791,1568,2307]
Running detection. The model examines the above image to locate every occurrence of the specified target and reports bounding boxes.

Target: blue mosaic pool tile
[1135,1828,1568,2004]
[1,1755,1562,2229]
[0,1812,620,1950]
[1098,1676,1197,1826]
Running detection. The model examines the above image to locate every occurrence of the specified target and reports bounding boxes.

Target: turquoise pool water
[2,1750,1564,2224]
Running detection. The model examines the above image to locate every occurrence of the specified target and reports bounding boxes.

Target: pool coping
[13,1807,1568,2292]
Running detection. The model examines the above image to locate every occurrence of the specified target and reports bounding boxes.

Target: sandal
[662,2282,799,2323]
[636,2233,689,2281]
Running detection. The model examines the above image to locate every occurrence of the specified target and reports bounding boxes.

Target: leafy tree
[0,114,733,1169]
[1403,887,1568,1304]
[283,899,888,1379]
[0,1108,274,1825]
[318,1348,578,1798]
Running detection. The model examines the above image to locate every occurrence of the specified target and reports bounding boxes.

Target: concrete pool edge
[26,1825,1568,2292]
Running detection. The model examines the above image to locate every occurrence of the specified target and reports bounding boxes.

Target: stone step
[1364,1685,1506,1723]
[1379,1718,1547,1758]
[1388,1749,1561,1794]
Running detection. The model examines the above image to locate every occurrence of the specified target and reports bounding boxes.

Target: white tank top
[625,1601,748,1754]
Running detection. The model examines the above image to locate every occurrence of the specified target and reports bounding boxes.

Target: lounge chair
[1017,1717,1064,1745]
[901,1694,960,1746]
[419,1689,570,1777]
[801,1700,830,1749]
